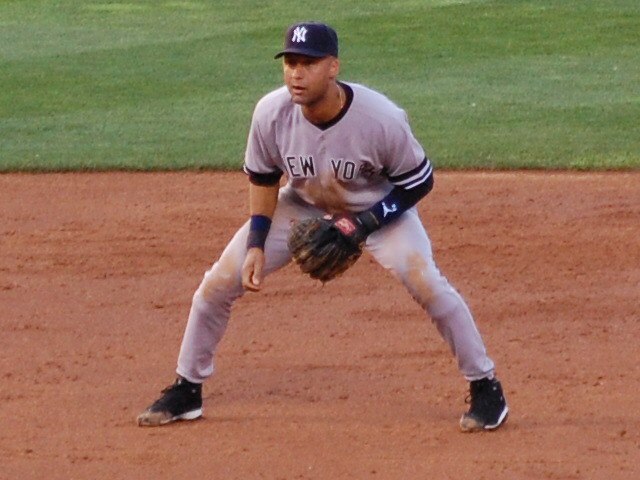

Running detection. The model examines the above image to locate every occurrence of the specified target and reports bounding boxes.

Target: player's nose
[287,62,305,78]
[290,67,304,80]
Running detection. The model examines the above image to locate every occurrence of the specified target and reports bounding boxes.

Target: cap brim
[274,47,330,59]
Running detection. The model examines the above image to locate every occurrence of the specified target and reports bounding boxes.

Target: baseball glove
[288,214,370,283]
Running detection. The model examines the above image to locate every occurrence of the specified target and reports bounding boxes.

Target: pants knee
[402,260,457,317]
[194,260,243,304]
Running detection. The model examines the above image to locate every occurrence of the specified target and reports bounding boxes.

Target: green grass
[1,0,639,171]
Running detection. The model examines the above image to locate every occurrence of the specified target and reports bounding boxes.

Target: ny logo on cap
[291,26,308,43]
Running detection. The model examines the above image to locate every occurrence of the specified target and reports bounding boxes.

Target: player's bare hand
[242,247,265,292]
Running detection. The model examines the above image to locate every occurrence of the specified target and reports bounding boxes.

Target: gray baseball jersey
[244,82,432,212]
[176,81,495,387]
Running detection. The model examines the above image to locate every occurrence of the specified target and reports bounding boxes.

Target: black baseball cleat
[459,377,509,432]
[137,377,203,427]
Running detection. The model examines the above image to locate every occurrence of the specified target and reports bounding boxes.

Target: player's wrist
[247,214,272,250]
[354,210,380,235]
[331,213,375,246]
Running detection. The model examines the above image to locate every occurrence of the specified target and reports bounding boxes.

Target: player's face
[282,54,340,108]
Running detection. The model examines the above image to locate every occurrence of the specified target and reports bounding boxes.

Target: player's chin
[289,93,307,105]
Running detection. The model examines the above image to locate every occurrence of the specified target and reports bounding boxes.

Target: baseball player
[137,21,509,432]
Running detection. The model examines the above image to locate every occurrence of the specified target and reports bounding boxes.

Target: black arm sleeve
[243,165,283,186]
[355,164,434,233]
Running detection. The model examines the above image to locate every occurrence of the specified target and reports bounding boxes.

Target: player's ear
[329,56,340,77]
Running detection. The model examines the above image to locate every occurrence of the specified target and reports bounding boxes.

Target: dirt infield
[1,171,638,480]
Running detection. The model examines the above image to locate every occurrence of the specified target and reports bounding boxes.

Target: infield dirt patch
[1,171,638,479]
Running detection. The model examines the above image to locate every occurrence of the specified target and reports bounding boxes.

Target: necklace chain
[338,84,345,110]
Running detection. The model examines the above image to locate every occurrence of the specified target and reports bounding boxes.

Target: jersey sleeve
[387,156,433,190]
[243,99,283,186]
[382,110,433,191]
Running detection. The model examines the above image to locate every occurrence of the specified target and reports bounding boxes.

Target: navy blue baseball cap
[274,22,339,59]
